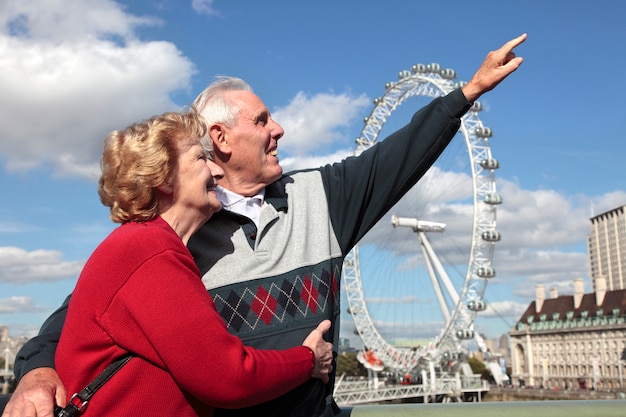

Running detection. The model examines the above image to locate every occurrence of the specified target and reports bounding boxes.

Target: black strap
[56,354,132,417]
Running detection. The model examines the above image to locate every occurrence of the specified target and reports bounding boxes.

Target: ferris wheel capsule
[467,300,487,311]
[398,70,411,79]
[470,101,483,112]
[481,230,501,242]
[456,329,475,340]
[475,126,493,138]
[411,64,426,73]
[426,63,441,73]
[385,82,395,90]
[476,266,496,278]
[483,193,503,205]
[480,158,500,170]
[366,117,380,126]
[440,68,456,79]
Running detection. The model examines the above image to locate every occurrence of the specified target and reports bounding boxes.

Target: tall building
[588,204,626,291]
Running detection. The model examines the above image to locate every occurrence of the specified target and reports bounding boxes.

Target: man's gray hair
[193,76,253,156]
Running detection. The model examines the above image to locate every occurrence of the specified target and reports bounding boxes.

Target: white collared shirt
[216,185,265,228]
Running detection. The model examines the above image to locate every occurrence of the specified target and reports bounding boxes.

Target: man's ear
[210,124,230,154]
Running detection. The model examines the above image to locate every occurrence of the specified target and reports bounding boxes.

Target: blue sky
[1,0,625,350]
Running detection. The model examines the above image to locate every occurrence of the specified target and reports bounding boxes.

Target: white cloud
[0,0,196,179]
[366,296,419,304]
[191,0,219,17]
[0,296,47,313]
[274,91,371,156]
[280,148,353,172]
[494,249,588,288]
[340,188,624,344]
[0,0,156,42]
[591,191,626,216]
[0,246,83,284]
[372,318,444,341]
[0,220,37,234]
[496,179,591,250]
[481,300,528,319]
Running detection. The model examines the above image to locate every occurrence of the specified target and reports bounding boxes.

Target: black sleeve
[13,293,71,381]
[321,88,471,253]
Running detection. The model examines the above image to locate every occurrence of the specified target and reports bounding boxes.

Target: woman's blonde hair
[98,109,208,223]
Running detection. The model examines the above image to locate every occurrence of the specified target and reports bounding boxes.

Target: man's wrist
[14,353,57,381]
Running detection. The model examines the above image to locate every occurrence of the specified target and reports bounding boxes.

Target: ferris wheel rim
[342,64,500,372]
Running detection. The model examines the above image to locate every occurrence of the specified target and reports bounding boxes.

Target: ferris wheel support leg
[367,369,380,390]
[419,231,460,305]
[419,234,451,322]
[473,331,489,356]
[429,360,436,390]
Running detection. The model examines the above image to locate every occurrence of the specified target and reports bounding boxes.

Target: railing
[334,375,488,406]
[337,399,626,416]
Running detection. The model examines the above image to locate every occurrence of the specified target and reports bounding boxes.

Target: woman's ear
[157,184,173,195]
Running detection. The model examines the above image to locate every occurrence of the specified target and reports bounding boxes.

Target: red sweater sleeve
[100,245,315,408]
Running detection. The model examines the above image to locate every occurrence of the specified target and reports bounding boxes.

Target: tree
[468,356,492,381]
[336,352,367,377]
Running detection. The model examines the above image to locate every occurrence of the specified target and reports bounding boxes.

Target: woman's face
[171,141,223,222]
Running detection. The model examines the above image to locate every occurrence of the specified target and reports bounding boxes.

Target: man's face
[219,90,284,195]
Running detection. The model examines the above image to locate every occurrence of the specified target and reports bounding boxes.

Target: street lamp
[619,348,626,388]
[2,348,10,373]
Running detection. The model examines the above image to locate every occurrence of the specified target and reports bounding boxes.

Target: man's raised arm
[461,33,526,103]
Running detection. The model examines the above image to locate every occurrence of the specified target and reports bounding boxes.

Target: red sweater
[56,217,314,416]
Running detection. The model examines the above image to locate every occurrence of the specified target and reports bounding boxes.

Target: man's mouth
[269,149,278,156]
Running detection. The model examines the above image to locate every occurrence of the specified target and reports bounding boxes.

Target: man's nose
[270,119,284,140]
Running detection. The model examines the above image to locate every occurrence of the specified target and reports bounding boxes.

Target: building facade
[1,325,28,378]
[509,278,626,390]
[588,204,626,291]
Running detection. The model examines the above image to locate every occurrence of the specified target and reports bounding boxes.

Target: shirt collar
[216,185,265,216]
[217,185,265,206]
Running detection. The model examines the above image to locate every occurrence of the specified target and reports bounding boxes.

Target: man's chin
[271,165,283,178]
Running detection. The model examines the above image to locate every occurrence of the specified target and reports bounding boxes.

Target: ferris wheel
[342,63,501,374]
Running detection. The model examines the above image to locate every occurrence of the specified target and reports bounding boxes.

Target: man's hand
[1,368,66,417]
[462,33,527,102]
[302,320,333,384]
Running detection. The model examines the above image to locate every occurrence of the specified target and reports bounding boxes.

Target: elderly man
[2,33,525,417]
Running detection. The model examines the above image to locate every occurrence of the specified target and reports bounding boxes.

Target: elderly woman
[53,110,332,416]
